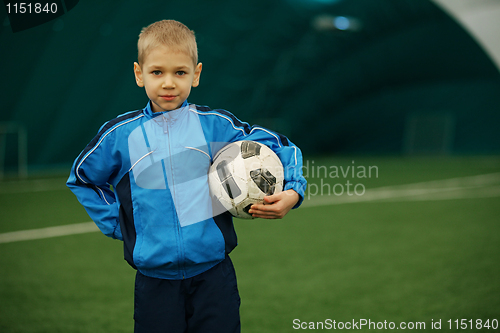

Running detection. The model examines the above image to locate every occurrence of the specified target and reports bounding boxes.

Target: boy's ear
[134,62,144,87]
[192,62,202,88]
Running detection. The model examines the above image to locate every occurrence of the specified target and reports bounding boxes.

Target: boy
[67,20,306,333]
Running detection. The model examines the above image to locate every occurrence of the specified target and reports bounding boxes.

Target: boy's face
[134,45,202,112]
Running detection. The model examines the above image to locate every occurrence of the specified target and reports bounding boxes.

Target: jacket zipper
[165,115,186,279]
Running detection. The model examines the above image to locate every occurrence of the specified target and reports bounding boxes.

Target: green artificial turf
[0,156,499,332]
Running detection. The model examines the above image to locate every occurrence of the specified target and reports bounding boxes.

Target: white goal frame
[0,122,28,179]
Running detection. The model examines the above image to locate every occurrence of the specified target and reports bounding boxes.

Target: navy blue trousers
[134,256,241,333]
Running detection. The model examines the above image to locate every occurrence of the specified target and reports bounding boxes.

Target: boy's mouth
[161,95,177,101]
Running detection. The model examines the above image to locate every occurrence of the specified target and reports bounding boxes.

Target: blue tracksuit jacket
[67,100,307,280]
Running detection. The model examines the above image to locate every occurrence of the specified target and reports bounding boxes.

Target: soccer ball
[208,141,284,219]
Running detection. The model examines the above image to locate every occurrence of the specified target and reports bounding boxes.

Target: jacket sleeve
[243,127,307,208]
[209,109,307,208]
[66,128,123,240]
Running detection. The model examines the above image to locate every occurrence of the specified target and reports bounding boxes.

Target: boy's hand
[248,189,300,219]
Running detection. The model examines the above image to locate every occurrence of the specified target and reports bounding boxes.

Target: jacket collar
[143,100,189,119]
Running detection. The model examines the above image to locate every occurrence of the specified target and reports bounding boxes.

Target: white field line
[0,173,499,244]
[302,172,500,208]
[0,222,98,244]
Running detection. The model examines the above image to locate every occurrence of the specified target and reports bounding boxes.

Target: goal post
[0,122,28,179]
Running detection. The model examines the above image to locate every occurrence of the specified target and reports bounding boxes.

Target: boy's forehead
[142,45,196,67]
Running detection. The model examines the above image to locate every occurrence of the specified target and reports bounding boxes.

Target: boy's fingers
[252,209,284,219]
[263,193,279,204]
[249,202,284,219]
[250,202,280,212]
[249,191,296,219]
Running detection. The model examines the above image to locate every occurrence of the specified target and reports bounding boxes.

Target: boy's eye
[152,70,162,76]
[176,71,186,76]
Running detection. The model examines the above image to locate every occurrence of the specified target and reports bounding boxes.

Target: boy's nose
[162,76,175,88]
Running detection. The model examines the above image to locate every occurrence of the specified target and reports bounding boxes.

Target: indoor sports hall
[1,0,499,332]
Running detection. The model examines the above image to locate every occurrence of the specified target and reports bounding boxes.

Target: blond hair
[137,20,198,66]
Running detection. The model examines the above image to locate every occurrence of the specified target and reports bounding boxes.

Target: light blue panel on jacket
[128,104,214,228]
